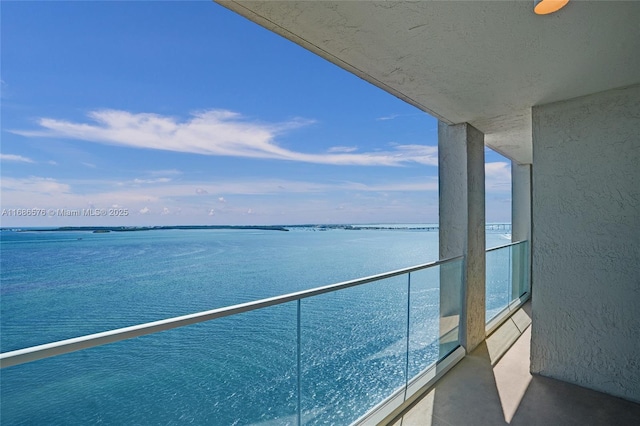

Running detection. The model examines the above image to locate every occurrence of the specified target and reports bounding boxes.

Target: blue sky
[1,1,511,226]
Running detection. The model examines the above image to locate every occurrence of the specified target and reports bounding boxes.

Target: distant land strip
[1,224,510,233]
[6,225,290,233]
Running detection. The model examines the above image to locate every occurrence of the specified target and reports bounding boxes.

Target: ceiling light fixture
[534,0,570,15]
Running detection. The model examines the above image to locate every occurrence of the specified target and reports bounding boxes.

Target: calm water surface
[1,228,509,425]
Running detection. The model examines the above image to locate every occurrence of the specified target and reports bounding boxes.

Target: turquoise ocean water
[1,227,510,425]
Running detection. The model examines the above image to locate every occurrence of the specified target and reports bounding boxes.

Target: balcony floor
[389,303,640,426]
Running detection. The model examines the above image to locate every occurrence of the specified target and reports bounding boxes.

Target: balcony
[3,2,638,423]
[2,240,538,425]
[391,301,640,425]
[214,0,640,408]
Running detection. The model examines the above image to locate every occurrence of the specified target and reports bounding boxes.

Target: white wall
[438,122,486,352]
[530,85,640,402]
[511,162,531,243]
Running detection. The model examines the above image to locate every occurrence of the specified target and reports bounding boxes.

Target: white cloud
[82,162,97,168]
[12,109,438,166]
[0,175,439,227]
[124,178,438,196]
[376,113,423,121]
[147,169,182,176]
[386,144,438,166]
[196,188,208,195]
[132,177,172,184]
[48,160,58,165]
[0,176,437,211]
[1,154,35,163]
[0,176,162,216]
[328,146,358,153]
[485,162,511,192]
[1,176,70,194]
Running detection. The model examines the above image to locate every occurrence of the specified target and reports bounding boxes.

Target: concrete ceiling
[217,1,640,163]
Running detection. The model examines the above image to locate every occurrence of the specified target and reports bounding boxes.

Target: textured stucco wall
[438,122,486,352]
[512,162,531,243]
[531,85,640,402]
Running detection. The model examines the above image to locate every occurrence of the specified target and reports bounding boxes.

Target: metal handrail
[485,239,526,253]
[0,254,463,369]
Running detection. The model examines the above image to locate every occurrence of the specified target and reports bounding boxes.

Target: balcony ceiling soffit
[218,1,640,163]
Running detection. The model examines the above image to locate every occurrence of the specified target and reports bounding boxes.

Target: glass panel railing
[408,266,441,378]
[300,274,407,425]
[1,304,299,425]
[510,240,530,303]
[486,243,512,321]
[409,261,461,375]
[485,240,530,326]
[1,256,464,425]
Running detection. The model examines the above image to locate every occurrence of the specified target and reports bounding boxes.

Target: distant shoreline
[2,225,290,233]
[0,223,510,233]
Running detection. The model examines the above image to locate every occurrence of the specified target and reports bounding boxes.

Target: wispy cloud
[375,113,423,121]
[12,109,438,166]
[0,175,440,224]
[0,176,438,210]
[1,154,35,163]
[1,176,71,194]
[147,169,182,177]
[485,162,511,192]
[132,177,172,184]
[328,146,358,153]
[376,114,399,121]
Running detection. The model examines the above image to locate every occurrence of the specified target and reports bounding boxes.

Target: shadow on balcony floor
[388,303,640,426]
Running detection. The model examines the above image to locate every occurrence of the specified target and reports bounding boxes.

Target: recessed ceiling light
[534,0,570,15]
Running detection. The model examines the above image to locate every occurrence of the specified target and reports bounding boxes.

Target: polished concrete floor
[388,303,640,426]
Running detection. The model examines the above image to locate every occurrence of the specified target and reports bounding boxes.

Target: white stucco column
[438,122,486,353]
[511,162,531,242]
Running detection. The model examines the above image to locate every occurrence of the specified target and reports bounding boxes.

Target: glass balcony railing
[485,240,531,329]
[1,256,464,426]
